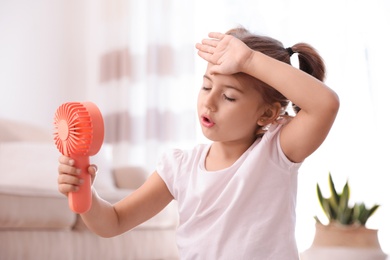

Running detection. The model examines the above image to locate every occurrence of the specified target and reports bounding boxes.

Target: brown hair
[226,27,326,115]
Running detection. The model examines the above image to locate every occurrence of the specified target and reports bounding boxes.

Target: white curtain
[85,0,198,172]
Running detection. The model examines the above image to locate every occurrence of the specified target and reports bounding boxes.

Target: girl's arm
[196,32,339,163]
[248,50,339,163]
[81,171,173,238]
[58,156,173,238]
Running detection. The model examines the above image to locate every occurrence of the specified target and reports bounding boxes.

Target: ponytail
[289,43,326,113]
[290,43,326,82]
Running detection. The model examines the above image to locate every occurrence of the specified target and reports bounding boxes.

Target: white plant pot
[300,223,388,260]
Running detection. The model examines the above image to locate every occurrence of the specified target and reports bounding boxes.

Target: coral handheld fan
[53,102,104,213]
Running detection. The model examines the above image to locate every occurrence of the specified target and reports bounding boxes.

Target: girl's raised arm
[196,32,339,163]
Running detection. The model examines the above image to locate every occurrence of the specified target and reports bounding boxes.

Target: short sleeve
[156,149,184,199]
[264,123,302,172]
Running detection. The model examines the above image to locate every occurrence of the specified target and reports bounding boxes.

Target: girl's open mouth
[201,115,215,128]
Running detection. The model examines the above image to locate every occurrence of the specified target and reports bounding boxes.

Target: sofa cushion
[0,186,75,229]
[0,142,61,192]
[0,142,116,229]
[0,118,52,142]
[0,142,74,229]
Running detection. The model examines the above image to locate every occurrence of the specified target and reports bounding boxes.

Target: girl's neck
[205,138,257,171]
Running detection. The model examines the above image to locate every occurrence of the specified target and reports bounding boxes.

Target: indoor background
[1,0,389,253]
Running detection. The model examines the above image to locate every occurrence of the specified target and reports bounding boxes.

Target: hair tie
[286,47,295,57]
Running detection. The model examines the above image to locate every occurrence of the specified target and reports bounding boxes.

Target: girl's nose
[204,92,217,112]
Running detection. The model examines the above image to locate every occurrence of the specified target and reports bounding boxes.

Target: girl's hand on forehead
[195,32,253,75]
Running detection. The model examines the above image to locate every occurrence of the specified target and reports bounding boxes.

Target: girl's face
[197,66,268,144]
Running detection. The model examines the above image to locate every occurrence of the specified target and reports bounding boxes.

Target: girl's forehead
[204,70,260,92]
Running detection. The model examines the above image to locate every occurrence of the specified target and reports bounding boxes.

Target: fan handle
[69,155,92,213]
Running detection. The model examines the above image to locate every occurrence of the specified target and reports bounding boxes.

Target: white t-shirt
[157,124,301,259]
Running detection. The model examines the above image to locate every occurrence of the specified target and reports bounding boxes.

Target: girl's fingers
[58,183,79,194]
[195,43,214,55]
[196,50,213,64]
[58,163,80,176]
[57,155,97,195]
[58,156,80,176]
[89,164,98,175]
[201,38,219,47]
[58,155,74,166]
[89,164,98,178]
[58,172,83,185]
[88,164,98,185]
[208,32,224,40]
[58,173,83,194]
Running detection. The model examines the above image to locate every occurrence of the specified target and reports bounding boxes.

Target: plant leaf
[314,216,323,225]
[367,204,380,218]
[339,206,353,225]
[317,183,332,221]
[337,182,351,224]
[353,203,362,224]
[358,203,369,225]
[360,204,380,225]
[328,173,340,212]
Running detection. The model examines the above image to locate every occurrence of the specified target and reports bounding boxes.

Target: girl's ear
[257,102,281,126]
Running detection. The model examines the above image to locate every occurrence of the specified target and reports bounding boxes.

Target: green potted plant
[301,172,387,260]
[315,172,379,228]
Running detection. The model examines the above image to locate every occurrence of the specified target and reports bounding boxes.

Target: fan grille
[54,102,94,156]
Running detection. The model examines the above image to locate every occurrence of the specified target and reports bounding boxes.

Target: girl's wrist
[241,50,259,76]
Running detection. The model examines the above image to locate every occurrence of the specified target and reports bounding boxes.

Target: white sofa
[0,118,179,260]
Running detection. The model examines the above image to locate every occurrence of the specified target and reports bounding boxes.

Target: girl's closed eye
[202,86,211,91]
[223,94,235,102]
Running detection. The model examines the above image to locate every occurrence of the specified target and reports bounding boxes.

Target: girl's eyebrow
[203,75,244,93]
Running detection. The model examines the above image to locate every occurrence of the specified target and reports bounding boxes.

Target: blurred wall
[0,1,88,130]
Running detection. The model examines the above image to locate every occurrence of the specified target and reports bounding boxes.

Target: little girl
[58,27,339,259]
